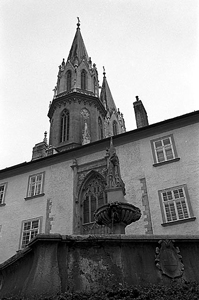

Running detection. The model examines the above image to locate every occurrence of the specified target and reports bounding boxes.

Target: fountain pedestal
[107,187,126,203]
[95,187,141,234]
[94,138,141,234]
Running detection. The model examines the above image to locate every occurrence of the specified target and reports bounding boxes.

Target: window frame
[81,69,87,90]
[158,184,195,226]
[25,172,45,200]
[60,109,70,143]
[151,134,180,166]
[66,70,72,92]
[98,117,103,140]
[0,182,7,206]
[19,216,42,249]
[112,120,118,136]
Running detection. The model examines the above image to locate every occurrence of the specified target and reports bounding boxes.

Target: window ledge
[153,157,180,167]
[24,193,45,201]
[161,217,196,227]
[0,203,6,207]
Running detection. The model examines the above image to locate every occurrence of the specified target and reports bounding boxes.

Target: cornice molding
[48,91,106,119]
[0,110,198,178]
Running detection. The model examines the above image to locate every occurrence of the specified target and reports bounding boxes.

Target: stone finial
[88,57,92,69]
[43,131,47,144]
[53,86,57,98]
[135,95,139,101]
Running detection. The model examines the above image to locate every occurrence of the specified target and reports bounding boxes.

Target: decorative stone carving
[155,239,184,279]
[77,167,106,194]
[82,121,91,145]
[77,171,90,191]
[94,139,141,234]
[95,202,141,227]
[106,138,125,194]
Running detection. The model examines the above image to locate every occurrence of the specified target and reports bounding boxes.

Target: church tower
[47,20,125,153]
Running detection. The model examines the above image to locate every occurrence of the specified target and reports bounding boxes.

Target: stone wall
[0,234,199,298]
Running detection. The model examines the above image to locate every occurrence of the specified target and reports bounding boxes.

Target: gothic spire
[67,20,89,66]
[100,69,117,113]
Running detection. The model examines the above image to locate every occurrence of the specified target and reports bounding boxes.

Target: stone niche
[0,234,199,298]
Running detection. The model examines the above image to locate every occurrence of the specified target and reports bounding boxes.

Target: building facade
[0,23,199,263]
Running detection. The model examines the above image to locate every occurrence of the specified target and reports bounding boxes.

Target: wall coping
[1,233,199,270]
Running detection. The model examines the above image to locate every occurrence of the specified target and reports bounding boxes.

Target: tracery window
[98,117,103,140]
[81,69,87,90]
[113,120,118,136]
[66,70,72,92]
[82,175,107,224]
[60,109,70,143]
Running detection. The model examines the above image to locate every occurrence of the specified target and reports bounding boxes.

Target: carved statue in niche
[81,108,91,145]
[106,138,125,194]
[155,239,184,279]
[82,121,91,145]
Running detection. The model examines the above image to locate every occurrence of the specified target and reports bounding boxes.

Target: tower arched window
[98,117,103,140]
[60,109,70,143]
[113,120,118,136]
[66,70,72,92]
[82,174,107,224]
[81,69,87,90]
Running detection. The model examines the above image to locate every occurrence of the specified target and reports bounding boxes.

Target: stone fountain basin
[94,202,141,227]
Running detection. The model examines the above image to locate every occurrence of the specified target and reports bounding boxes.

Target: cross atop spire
[77,17,80,29]
[103,66,106,78]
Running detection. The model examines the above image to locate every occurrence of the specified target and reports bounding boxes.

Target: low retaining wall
[0,234,199,298]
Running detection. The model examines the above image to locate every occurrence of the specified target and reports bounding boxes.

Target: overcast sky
[0,0,198,170]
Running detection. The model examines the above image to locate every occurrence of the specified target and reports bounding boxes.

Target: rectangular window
[0,183,7,205]
[20,217,42,249]
[27,172,44,198]
[159,185,195,225]
[151,134,179,165]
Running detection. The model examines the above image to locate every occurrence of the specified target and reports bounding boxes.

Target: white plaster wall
[45,160,74,235]
[1,122,199,263]
[139,124,199,235]
[0,160,74,263]
[0,168,47,263]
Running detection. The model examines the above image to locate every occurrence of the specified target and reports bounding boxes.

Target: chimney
[133,96,149,128]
